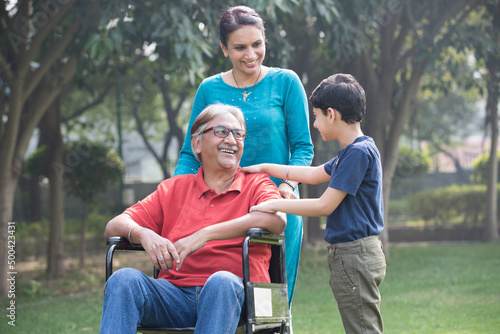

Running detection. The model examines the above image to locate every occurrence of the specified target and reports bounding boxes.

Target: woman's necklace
[232,67,262,102]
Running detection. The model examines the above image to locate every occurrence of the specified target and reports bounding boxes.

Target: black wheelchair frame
[105,228,290,334]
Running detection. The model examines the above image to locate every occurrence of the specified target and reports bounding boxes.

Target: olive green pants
[327,235,386,334]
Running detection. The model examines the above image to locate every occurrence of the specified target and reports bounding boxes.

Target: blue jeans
[99,268,245,334]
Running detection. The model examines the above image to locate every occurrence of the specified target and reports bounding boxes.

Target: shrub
[394,146,431,180]
[408,183,500,226]
[471,151,500,184]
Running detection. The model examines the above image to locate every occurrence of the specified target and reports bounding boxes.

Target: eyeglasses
[203,126,247,141]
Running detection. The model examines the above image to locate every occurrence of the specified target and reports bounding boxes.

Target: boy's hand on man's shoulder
[249,200,279,214]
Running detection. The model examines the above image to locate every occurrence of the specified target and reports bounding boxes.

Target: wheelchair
[105,228,290,334]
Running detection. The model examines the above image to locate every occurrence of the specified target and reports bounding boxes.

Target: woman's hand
[279,182,298,199]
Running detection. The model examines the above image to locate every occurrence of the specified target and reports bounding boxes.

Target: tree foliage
[63,141,124,204]
[77,0,346,179]
[24,145,51,181]
[394,146,431,180]
[25,141,124,204]
[472,152,500,184]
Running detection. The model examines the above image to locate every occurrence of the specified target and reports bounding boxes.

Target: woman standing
[174,5,313,306]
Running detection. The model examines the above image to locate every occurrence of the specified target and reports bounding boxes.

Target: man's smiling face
[195,113,245,172]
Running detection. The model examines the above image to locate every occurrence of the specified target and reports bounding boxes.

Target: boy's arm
[242,163,330,185]
[250,187,347,217]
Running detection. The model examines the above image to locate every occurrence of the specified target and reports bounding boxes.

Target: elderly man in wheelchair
[100,104,287,334]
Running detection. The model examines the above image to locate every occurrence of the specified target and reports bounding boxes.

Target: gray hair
[191,103,246,163]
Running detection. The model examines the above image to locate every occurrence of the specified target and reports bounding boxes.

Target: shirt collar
[195,166,244,198]
[339,136,370,157]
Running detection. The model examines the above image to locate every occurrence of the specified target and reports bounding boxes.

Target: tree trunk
[484,115,499,241]
[79,203,89,267]
[0,176,19,298]
[40,101,67,278]
[483,56,499,242]
[483,1,500,242]
[46,154,66,278]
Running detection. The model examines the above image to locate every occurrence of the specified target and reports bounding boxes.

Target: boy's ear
[327,108,336,122]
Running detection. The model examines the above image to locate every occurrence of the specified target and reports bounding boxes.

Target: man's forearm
[202,211,286,241]
[173,211,286,268]
[104,214,140,240]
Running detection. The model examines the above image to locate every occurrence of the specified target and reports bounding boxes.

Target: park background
[1,0,499,332]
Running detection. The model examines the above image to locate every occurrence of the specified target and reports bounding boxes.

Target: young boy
[241,73,386,334]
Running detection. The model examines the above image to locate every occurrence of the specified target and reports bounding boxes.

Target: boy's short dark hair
[309,73,366,124]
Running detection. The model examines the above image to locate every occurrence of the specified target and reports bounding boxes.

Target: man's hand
[138,228,180,272]
[174,230,208,270]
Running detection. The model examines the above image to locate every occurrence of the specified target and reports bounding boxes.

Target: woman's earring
[223,52,228,57]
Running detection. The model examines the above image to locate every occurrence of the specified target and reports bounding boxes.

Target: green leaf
[104,36,114,52]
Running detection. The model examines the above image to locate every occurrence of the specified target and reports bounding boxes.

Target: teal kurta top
[174,67,314,304]
[174,67,313,176]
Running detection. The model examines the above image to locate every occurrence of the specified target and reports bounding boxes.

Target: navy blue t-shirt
[323,136,384,244]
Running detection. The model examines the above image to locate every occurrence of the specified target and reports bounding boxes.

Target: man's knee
[105,268,144,293]
[207,271,243,286]
[205,271,244,297]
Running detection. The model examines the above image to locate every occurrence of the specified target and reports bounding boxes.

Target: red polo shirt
[124,167,281,287]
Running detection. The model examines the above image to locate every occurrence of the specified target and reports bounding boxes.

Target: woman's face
[222,25,266,76]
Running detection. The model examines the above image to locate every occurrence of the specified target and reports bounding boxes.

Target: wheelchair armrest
[106,237,148,281]
[242,228,286,285]
[107,236,145,250]
[246,228,285,245]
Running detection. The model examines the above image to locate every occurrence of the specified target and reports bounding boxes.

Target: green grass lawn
[293,242,500,333]
[1,242,499,333]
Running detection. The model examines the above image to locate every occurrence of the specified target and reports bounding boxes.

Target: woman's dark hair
[309,73,366,124]
[219,6,265,47]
